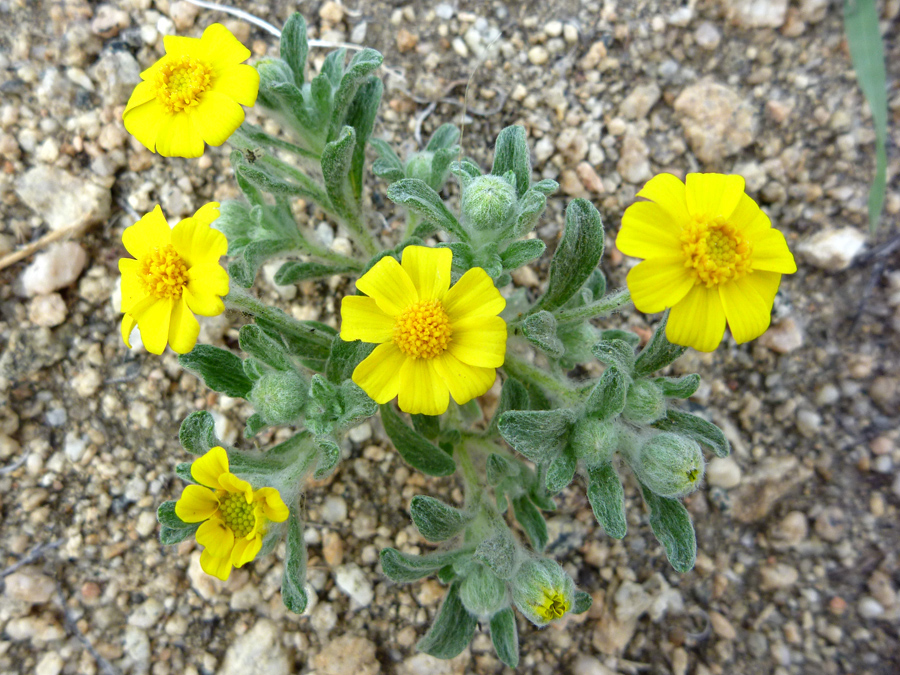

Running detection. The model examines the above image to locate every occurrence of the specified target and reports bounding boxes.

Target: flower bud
[460,564,508,618]
[629,432,705,498]
[250,370,308,425]
[569,419,616,466]
[622,379,666,425]
[405,151,434,184]
[511,557,575,626]
[460,175,517,231]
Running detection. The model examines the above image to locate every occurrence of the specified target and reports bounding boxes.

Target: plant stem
[403,211,422,240]
[342,209,380,258]
[256,155,333,208]
[224,288,334,350]
[456,442,483,504]
[501,351,580,405]
[550,288,632,324]
[234,123,321,161]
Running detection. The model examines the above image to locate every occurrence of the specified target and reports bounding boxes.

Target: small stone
[799,0,828,22]
[695,22,721,49]
[528,46,549,65]
[795,409,821,438]
[91,5,130,37]
[814,506,847,542]
[35,653,64,675]
[732,456,813,523]
[771,511,808,546]
[396,29,418,53]
[128,598,165,629]
[870,376,899,412]
[435,4,455,20]
[398,653,470,675]
[556,128,589,163]
[571,655,618,675]
[796,227,866,271]
[219,619,290,675]
[90,51,142,105]
[619,83,661,120]
[188,551,225,600]
[311,602,337,635]
[169,1,200,31]
[64,433,89,462]
[581,41,607,69]
[858,597,885,619]
[760,563,799,590]
[335,563,374,607]
[815,383,840,406]
[27,293,67,327]
[758,317,804,354]
[4,567,56,604]
[617,134,651,184]
[668,6,694,26]
[19,243,87,298]
[724,0,789,28]
[321,495,348,524]
[545,20,563,37]
[576,162,605,193]
[709,611,737,640]
[322,531,344,567]
[319,1,345,24]
[706,456,741,489]
[135,511,157,538]
[15,166,111,232]
[348,422,372,444]
[560,169,588,198]
[673,79,758,163]
[868,570,898,608]
[311,635,381,675]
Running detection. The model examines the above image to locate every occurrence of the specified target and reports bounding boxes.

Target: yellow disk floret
[153,56,213,114]
[139,244,189,300]
[681,219,753,287]
[393,299,453,359]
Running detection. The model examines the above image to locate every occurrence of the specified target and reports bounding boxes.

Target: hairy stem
[224,288,335,350]
[549,288,632,324]
[501,351,580,405]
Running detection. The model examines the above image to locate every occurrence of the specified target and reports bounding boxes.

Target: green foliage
[654,409,730,458]
[489,608,519,668]
[157,501,199,545]
[586,463,626,539]
[282,509,309,614]
[539,199,604,312]
[417,582,479,659]
[410,496,469,542]
[381,404,456,476]
[179,411,220,456]
[641,485,697,573]
[179,345,253,399]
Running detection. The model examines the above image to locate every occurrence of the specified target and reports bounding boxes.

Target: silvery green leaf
[274,260,358,285]
[228,238,296,288]
[321,126,358,220]
[498,409,576,463]
[599,329,640,347]
[178,345,253,399]
[545,447,577,494]
[500,238,545,271]
[344,77,382,200]
[529,179,558,195]
[512,495,548,551]
[591,337,636,373]
[474,524,518,580]
[280,13,309,87]
[174,462,195,484]
[380,547,470,583]
[244,413,267,439]
[426,123,460,151]
[417,582,478,659]
[488,377,528,434]
[157,501,192,529]
[653,374,701,399]
[572,590,593,614]
[653,409,730,458]
[633,312,688,377]
[179,411,220,455]
[381,404,456,476]
[325,338,375,384]
[522,311,564,359]
[436,241,474,272]
[410,496,469,542]
[239,324,292,371]
[489,608,519,668]
[282,510,309,614]
[641,484,696,573]
[584,366,628,423]
[587,462,626,539]
[508,189,547,238]
[491,125,531,198]
[430,146,459,191]
[541,199,604,311]
[159,524,198,546]
[387,179,466,240]
[329,48,383,140]
[313,436,341,479]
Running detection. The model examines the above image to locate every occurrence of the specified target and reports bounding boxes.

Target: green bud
[460,564,508,618]
[630,432,705,498]
[622,380,667,425]
[461,175,517,231]
[569,419,616,466]
[510,557,575,627]
[250,370,308,425]
[405,151,434,183]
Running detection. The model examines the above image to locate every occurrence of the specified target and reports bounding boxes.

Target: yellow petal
[191,446,230,489]
[168,297,200,354]
[626,257,695,314]
[255,487,289,522]
[617,201,684,260]
[447,315,507,367]
[398,357,450,416]
[728,193,771,238]
[340,295,395,343]
[750,229,797,274]
[196,517,235,558]
[666,284,726,353]
[131,296,174,355]
[192,202,222,227]
[200,23,252,68]
[122,99,167,154]
[352,342,406,404]
[122,205,171,260]
[183,286,225,318]
[184,263,229,316]
[119,259,145,313]
[442,267,505,322]
[401,246,452,302]
[200,548,233,581]
[231,535,263,568]
[213,64,259,107]
[433,352,496,406]
[171,209,227,268]
[637,173,691,224]
[355,256,418,316]
[121,313,137,349]
[155,112,205,159]
[218,472,253,498]
[162,35,203,61]
[191,91,245,147]
[719,271,781,344]
[175,484,219,523]
[124,80,157,114]
[685,174,745,222]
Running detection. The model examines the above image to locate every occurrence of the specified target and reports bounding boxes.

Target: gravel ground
[1,1,899,674]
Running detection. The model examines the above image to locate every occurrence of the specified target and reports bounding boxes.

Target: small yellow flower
[119,203,229,355]
[340,246,507,416]
[123,23,259,158]
[616,173,797,352]
[175,447,289,581]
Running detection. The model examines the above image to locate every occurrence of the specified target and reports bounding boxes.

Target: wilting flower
[617,173,796,352]
[123,23,259,158]
[340,246,507,416]
[119,202,228,354]
[175,447,289,581]
[511,558,575,626]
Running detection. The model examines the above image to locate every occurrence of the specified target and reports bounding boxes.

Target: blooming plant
[125,14,796,667]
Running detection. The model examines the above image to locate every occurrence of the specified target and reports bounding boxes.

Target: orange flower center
[681,219,753,287]
[140,244,189,300]
[219,492,256,539]
[154,55,213,114]
[393,300,453,359]
[536,591,570,621]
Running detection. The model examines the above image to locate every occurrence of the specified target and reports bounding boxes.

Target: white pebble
[335,563,374,607]
[19,242,87,297]
[27,293,67,327]
[321,495,348,524]
[707,457,742,489]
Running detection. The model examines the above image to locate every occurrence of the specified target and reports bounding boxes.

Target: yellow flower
[340,246,507,416]
[175,447,289,581]
[123,23,259,158]
[119,202,229,355]
[616,173,797,352]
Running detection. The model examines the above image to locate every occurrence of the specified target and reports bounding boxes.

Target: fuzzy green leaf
[321,125,358,220]
[572,590,593,614]
[512,495,548,551]
[381,404,456,476]
[238,324,292,371]
[641,485,696,573]
[387,178,466,240]
[491,125,531,198]
[330,48,383,139]
[426,123,461,151]
[159,524,198,546]
[489,608,519,668]
[653,374,701,399]
[508,189,547,238]
[545,447,577,494]
[282,510,309,614]
[281,13,309,86]
[474,524,518,580]
[157,501,193,529]
[653,409,730,458]
[522,311,564,359]
[541,199,604,311]
[587,462,627,539]
[498,409,576,463]
[344,77,383,200]
[584,366,628,423]
[179,411,220,455]
[633,313,687,377]
[410,496,468,542]
[500,238,546,270]
[178,345,253,399]
[591,337,636,373]
[274,260,359,285]
[324,338,374,384]
[411,414,441,440]
[314,436,342,479]
[488,377,529,434]
[380,547,469,583]
[174,462,195,483]
[417,582,478,659]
